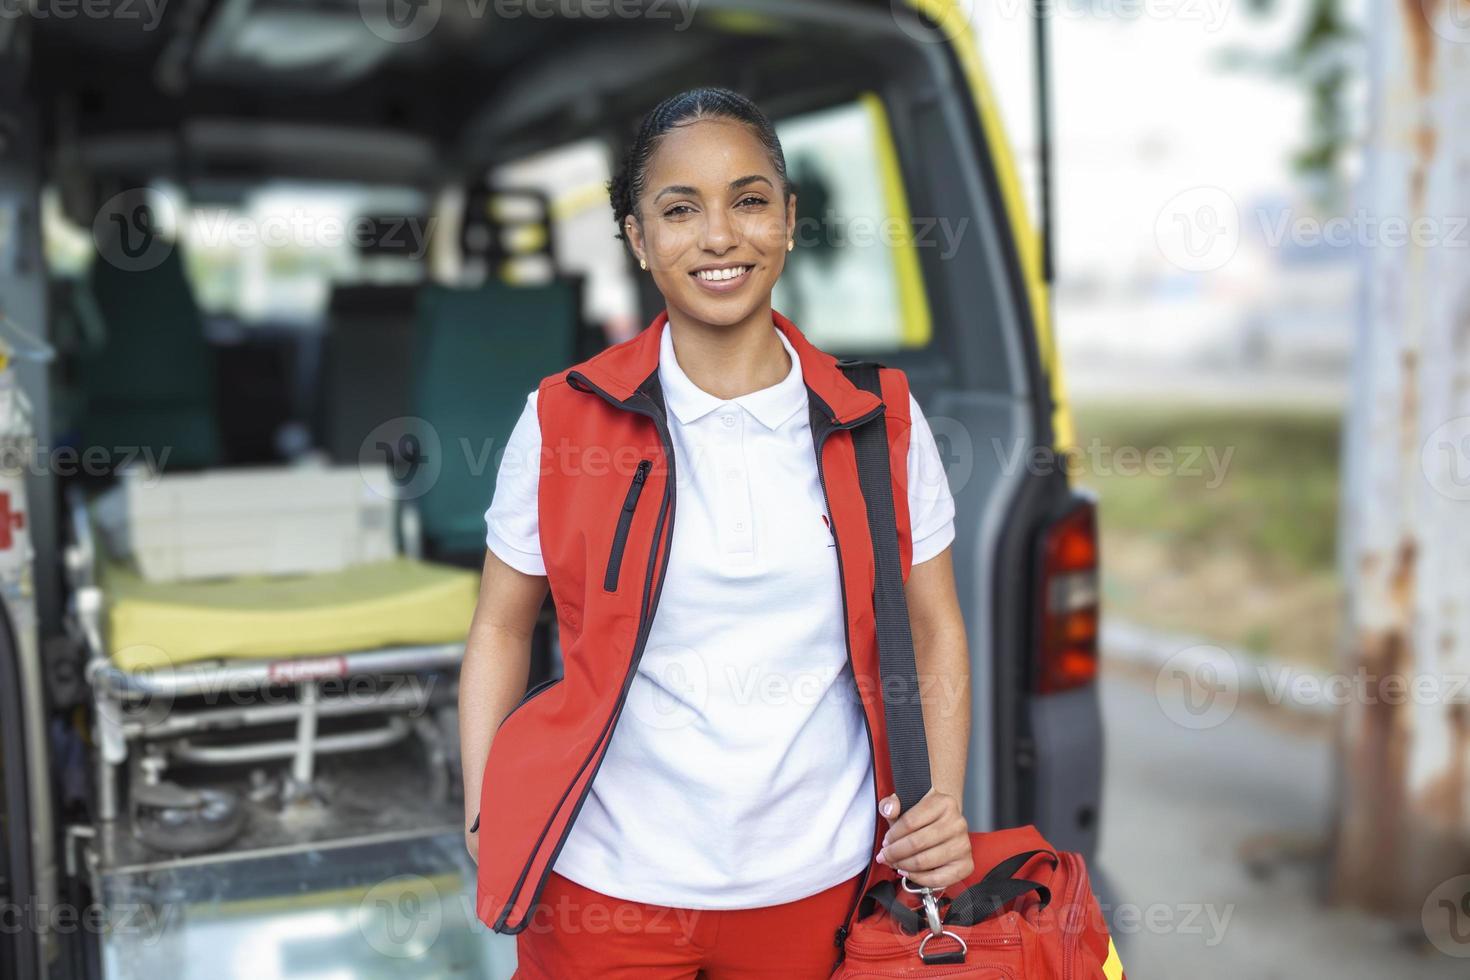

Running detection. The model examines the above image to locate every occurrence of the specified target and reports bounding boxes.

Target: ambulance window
[492,139,641,344]
[180,184,427,327]
[773,95,934,353]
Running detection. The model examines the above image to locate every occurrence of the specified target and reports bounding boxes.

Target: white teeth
[696,266,749,282]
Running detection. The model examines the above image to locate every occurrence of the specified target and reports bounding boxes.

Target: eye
[736,195,768,208]
[663,203,695,218]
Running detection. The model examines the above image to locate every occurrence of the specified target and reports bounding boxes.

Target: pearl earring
[787,240,794,252]
[639,258,648,270]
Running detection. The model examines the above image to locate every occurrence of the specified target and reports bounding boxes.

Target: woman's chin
[671,284,769,328]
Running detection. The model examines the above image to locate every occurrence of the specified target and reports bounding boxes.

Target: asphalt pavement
[1097,664,1466,978]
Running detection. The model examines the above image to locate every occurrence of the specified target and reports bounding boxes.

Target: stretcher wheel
[131,781,248,855]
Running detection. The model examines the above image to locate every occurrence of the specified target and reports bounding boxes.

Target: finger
[882,791,950,846]
[878,793,900,822]
[879,814,965,866]
[890,834,971,875]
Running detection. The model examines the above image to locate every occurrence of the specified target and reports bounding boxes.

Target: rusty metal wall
[1333,0,1470,915]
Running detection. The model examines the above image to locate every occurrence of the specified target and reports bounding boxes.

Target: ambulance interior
[9,3,1083,977]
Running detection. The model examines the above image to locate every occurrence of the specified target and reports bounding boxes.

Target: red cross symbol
[0,492,26,550]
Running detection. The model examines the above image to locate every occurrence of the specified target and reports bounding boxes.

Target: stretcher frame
[64,487,466,830]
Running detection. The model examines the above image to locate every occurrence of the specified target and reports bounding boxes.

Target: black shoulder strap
[836,359,932,814]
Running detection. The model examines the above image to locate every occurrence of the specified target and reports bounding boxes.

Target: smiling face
[623,117,796,330]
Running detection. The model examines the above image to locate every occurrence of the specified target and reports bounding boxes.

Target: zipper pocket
[470,676,564,833]
[494,376,677,931]
[603,458,652,592]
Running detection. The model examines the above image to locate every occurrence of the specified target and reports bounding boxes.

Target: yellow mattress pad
[99,555,477,671]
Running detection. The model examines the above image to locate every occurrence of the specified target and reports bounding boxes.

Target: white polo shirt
[483,322,956,909]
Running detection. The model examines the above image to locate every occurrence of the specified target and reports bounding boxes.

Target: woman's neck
[664,302,791,400]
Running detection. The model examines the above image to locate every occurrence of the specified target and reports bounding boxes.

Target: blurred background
[1,0,1468,978]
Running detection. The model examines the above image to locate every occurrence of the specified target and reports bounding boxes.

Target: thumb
[878,793,900,821]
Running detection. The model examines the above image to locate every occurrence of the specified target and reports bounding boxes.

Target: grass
[1073,402,1344,668]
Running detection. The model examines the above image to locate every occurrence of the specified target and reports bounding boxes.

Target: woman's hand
[874,788,973,890]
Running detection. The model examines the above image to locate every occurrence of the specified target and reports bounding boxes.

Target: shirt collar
[658,321,807,431]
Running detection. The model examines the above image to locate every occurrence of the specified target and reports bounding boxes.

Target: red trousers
[512,868,865,979]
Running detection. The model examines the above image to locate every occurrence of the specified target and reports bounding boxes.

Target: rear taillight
[1036,498,1099,694]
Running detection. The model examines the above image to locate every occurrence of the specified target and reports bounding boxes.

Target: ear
[785,193,797,243]
[625,215,647,267]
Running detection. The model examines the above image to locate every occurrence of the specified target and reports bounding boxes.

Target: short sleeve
[484,389,546,576]
[906,391,956,566]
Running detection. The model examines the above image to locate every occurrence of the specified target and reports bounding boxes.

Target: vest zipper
[492,370,677,932]
[604,458,652,591]
[810,400,889,970]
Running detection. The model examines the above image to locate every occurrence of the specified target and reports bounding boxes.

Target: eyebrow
[653,174,775,202]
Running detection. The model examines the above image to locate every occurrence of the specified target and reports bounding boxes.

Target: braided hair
[608,87,792,247]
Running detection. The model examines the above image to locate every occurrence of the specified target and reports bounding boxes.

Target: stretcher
[65,486,478,855]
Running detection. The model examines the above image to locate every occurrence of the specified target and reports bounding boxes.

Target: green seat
[78,249,221,469]
[316,284,421,464]
[411,281,578,560]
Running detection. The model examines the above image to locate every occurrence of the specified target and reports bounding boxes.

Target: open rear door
[1,596,41,980]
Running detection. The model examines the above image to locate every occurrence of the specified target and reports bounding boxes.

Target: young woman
[460,87,973,978]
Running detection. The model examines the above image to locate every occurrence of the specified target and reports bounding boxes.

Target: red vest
[475,309,918,947]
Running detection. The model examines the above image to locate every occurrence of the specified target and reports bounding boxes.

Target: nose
[699,206,737,254]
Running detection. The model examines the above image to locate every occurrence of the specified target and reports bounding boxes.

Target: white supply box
[94,465,396,582]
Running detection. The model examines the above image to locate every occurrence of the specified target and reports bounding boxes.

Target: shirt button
[726,468,741,481]
[734,520,745,531]
[721,415,735,427]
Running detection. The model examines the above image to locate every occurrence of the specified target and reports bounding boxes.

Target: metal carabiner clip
[900,875,946,936]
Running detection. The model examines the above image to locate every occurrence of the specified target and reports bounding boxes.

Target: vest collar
[566,308,884,425]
